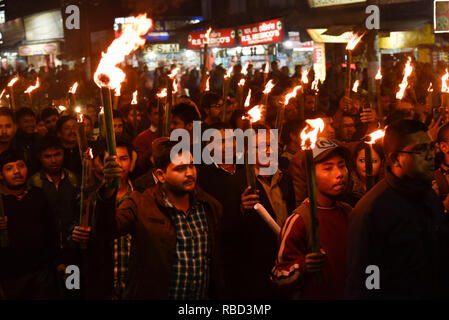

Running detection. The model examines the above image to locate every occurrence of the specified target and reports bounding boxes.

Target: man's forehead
[406,131,431,146]
[171,151,193,165]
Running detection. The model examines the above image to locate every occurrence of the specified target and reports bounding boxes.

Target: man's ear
[130,151,137,172]
[389,152,400,168]
[154,168,166,184]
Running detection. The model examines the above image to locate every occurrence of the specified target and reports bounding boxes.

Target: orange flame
[157,88,167,98]
[238,79,246,87]
[366,129,385,145]
[300,118,325,150]
[346,32,365,51]
[225,66,233,79]
[247,105,263,123]
[168,68,179,79]
[375,68,382,80]
[77,113,84,123]
[396,57,413,100]
[58,105,67,112]
[264,62,269,74]
[131,90,138,105]
[69,82,78,94]
[284,85,302,105]
[75,106,81,114]
[99,107,104,115]
[114,85,121,97]
[88,148,94,160]
[204,27,212,44]
[94,14,152,89]
[242,62,249,75]
[172,78,178,94]
[7,76,19,87]
[244,89,252,108]
[206,77,210,91]
[263,80,275,94]
[24,78,40,94]
[428,83,433,93]
[311,79,319,92]
[301,69,309,84]
[442,69,449,94]
[352,80,359,93]
[0,89,5,99]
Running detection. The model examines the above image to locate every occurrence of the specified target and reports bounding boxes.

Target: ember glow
[156,88,167,98]
[396,57,413,99]
[352,80,359,93]
[375,68,382,80]
[244,89,252,108]
[301,69,309,84]
[94,14,152,89]
[247,105,263,123]
[284,85,302,105]
[131,90,138,105]
[346,32,365,51]
[24,78,40,94]
[263,80,275,94]
[300,118,325,150]
[69,82,78,94]
[7,76,19,87]
[366,129,385,145]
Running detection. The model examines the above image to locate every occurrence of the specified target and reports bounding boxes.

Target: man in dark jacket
[74,139,222,300]
[346,119,449,299]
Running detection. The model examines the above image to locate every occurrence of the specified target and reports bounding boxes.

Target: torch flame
[244,89,252,108]
[131,90,138,105]
[69,82,78,94]
[94,14,152,89]
[311,79,319,92]
[366,129,385,145]
[428,83,433,92]
[206,77,210,91]
[114,85,121,97]
[300,118,325,150]
[0,89,5,99]
[168,68,179,79]
[58,105,66,112]
[263,80,275,94]
[25,78,40,94]
[346,32,365,51]
[264,62,269,74]
[157,88,167,98]
[99,107,104,115]
[7,76,19,87]
[77,113,84,123]
[375,68,382,80]
[204,27,212,44]
[352,80,359,93]
[88,148,94,160]
[225,66,233,79]
[284,85,302,105]
[301,69,309,84]
[75,106,81,114]
[238,79,246,87]
[442,69,449,94]
[247,105,263,123]
[396,57,413,100]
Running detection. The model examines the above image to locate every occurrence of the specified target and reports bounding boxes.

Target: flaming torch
[165,68,178,136]
[68,81,78,111]
[363,129,385,191]
[157,88,167,137]
[441,69,449,109]
[263,61,270,85]
[300,118,325,254]
[24,77,40,106]
[301,68,310,86]
[235,77,245,111]
[312,79,319,112]
[221,66,233,121]
[278,85,301,134]
[375,68,383,120]
[395,57,413,101]
[98,107,106,138]
[7,76,19,112]
[93,13,153,189]
[426,82,433,113]
[262,79,275,108]
[79,148,94,247]
[244,104,263,194]
[131,90,138,137]
[345,33,365,97]
[201,27,212,92]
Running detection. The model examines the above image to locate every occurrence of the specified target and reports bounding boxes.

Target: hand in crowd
[304,249,326,273]
[72,226,91,244]
[360,107,377,124]
[0,216,7,231]
[103,155,122,198]
[339,96,352,112]
[241,186,260,211]
[428,113,445,141]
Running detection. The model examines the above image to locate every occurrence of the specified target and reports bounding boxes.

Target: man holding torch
[271,138,351,299]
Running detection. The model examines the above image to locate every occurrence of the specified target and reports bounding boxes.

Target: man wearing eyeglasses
[346,119,449,299]
[201,93,223,127]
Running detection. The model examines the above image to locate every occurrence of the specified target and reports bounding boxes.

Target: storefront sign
[24,10,64,41]
[188,28,236,49]
[18,42,60,56]
[307,0,366,8]
[148,43,180,53]
[379,25,434,49]
[0,18,24,46]
[238,19,283,46]
[307,29,354,43]
[435,0,449,33]
[313,42,326,82]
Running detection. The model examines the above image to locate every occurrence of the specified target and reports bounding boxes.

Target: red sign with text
[238,19,283,46]
[188,28,236,49]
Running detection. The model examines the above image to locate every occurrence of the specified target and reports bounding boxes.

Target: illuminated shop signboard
[188,28,236,49]
[238,19,283,46]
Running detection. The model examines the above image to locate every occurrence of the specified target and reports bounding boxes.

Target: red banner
[188,28,236,49]
[238,19,283,46]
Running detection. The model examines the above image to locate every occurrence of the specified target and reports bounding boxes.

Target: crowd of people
[0,54,449,300]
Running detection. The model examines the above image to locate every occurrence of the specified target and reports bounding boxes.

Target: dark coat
[346,168,449,299]
[95,184,222,300]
